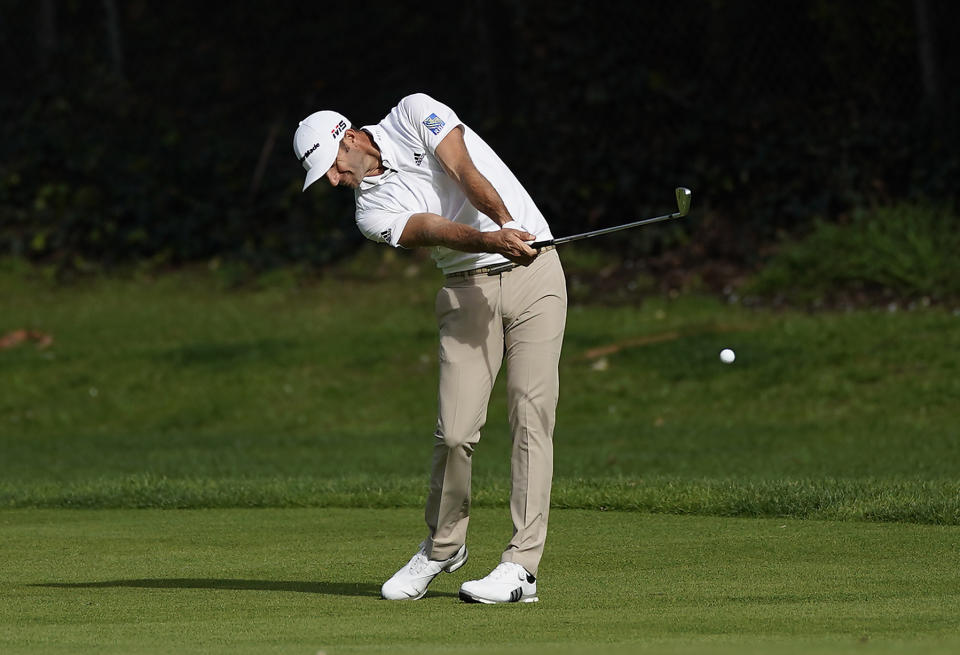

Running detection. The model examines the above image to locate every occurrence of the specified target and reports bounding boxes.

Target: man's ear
[342,128,360,148]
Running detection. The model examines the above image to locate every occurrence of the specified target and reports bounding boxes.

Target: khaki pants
[425,249,567,576]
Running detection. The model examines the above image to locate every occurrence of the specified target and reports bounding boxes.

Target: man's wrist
[500,220,523,230]
[478,229,498,252]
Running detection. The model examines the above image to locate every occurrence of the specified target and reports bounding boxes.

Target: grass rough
[747,202,960,305]
[2,256,959,522]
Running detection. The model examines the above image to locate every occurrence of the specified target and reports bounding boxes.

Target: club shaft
[531,210,682,249]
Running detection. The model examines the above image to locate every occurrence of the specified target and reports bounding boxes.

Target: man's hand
[486,226,538,265]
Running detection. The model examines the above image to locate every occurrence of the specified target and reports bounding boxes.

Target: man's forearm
[458,167,513,227]
[398,213,493,251]
[434,127,514,227]
[397,212,536,264]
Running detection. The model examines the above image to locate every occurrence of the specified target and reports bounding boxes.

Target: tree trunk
[914,0,941,112]
[38,0,56,72]
[102,0,125,82]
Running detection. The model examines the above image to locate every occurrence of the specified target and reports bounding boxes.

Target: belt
[445,245,556,279]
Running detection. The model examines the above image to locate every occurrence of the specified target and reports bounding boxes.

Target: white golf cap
[293,110,351,191]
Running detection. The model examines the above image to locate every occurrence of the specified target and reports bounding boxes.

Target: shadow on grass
[33,578,458,598]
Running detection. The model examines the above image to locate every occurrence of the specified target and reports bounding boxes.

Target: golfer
[294,93,567,604]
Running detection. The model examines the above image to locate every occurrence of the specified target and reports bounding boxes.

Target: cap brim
[302,165,327,192]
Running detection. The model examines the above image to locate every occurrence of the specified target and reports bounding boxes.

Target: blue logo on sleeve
[423,113,446,135]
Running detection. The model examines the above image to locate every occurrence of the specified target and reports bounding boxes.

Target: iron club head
[675,187,692,216]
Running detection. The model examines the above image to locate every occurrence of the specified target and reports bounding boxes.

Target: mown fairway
[2,508,960,655]
[2,251,960,653]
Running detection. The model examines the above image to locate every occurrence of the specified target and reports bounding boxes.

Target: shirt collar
[359,125,397,190]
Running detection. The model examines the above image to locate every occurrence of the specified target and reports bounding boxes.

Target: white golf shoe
[380,541,468,600]
[458,561,538,604]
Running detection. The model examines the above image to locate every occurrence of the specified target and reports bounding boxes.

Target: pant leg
[498,250,567,576]
[425,277,503,561]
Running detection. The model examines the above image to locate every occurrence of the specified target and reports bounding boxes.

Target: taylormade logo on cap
[293,110,351,191]
[298,142,322,164]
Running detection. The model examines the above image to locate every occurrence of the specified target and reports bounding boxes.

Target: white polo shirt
[354,93,553,275]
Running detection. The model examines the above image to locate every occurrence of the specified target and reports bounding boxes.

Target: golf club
[532,186,692,248]
[487,187,692,275]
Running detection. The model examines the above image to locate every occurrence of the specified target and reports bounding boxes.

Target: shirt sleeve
[355,196,413,248]
[398,93,463,156]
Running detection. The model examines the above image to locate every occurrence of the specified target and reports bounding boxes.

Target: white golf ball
[720,348,736,364]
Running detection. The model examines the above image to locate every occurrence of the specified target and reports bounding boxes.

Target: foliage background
[1,0,957,272]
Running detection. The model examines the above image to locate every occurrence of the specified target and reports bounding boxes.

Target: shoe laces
[407,543,430,575]
[487,562,522,581]
[408,552,429,575]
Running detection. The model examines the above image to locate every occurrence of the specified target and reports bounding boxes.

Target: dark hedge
[2,0,957,271]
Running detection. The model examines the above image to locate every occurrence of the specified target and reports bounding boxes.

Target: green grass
[748,202,960,305]
[1,476,958,525]
[2,250,959,521]
[2,508,959,655]
[3,250,960,653]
